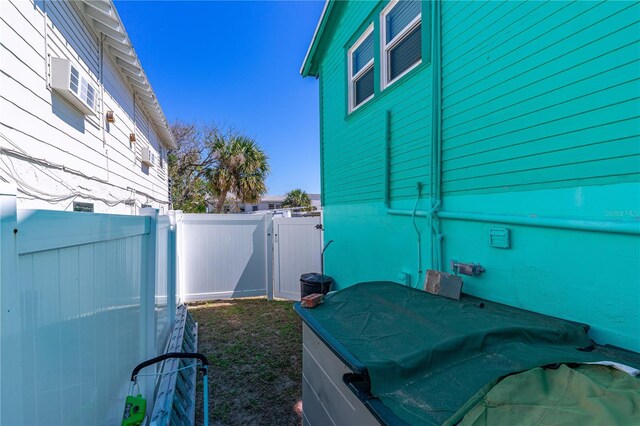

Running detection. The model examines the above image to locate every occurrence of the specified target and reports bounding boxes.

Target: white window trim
[380,0,422,90]
[348,23,375,113]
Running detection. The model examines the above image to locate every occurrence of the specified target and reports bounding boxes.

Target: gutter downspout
[430,0,443,271]
[320,76,326,207]
[383,110,391,208]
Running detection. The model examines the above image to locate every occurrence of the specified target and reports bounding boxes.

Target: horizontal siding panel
[440,0,640,195]
[46,0,99,75]
[442,1,505,51]
[443,117,640,172]
[442,1,564,77]
[441,0,488,38]
[1,43,47,98]
[444,79,640,148]
[326,187,383,205]
[1,2,45,57]
[444,137,640,182]
[103,54,135,122]
[444,42,639,129]
[0,106,163,200]
[7,0,45,37]
[442,1,532,66]
[443,2,635,97]
[442,1,601,92]
[444,155,640,193]
[0,19,45,81]
[323,157,383,184]
[391,150,430,170]
[443,98,640,161]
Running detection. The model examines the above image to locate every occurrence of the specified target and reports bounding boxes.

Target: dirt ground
[190,298,302,426]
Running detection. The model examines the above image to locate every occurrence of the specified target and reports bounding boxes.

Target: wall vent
[490,226,510,249]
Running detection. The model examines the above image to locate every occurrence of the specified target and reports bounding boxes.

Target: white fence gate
[177,214,322,302]
[273,216,323,300]
[178,213,273,301]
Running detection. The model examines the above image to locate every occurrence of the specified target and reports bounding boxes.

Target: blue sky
[115,0,325,195]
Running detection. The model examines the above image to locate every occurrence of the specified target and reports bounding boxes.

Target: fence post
[0,184,23,424]
[139,208,158,362]
[174,211,185,303]
[265,213,274,300]
[167,210,182,326]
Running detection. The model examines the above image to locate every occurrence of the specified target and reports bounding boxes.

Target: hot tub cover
[295,281,640,425]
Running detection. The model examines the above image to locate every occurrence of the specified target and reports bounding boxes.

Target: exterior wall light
[130,133,136,143]
[106,110,115,123]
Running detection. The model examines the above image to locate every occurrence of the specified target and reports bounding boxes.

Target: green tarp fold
[457,364,640,426]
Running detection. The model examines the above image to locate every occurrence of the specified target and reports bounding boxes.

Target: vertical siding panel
[18,254,37,426]
[78,244,98,424]
[32,251,62,424]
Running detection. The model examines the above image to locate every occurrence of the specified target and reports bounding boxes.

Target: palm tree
[209,132,270,213]
[283,189,313,210]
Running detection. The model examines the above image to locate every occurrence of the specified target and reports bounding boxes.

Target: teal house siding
[303,1,640,352]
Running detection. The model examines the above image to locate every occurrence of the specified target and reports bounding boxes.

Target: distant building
[242,194,322,213]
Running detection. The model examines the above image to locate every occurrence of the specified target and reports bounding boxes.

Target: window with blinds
[348,24,375,112]
[381,0,422,89]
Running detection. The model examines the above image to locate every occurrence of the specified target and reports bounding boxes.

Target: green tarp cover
[296,282,640,425]
[457,364,640,426]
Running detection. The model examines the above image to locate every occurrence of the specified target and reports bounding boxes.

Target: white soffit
[80,0,177,149]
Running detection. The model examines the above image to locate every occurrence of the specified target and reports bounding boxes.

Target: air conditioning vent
[50,58,97,115]
[141,147,155,167]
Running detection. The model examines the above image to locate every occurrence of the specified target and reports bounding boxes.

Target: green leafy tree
[168,122,217,212]
[283,189,313,211]
[209,131,270,213]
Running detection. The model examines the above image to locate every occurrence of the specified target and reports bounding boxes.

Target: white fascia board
[300,0,330,76]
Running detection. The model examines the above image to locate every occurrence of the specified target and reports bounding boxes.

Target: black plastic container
[300,273,333,298]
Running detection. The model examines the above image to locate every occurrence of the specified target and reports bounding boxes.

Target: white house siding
[0,0,170,214]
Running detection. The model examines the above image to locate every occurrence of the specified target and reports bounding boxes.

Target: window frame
[347,23,375,113]
[380,0,422,90]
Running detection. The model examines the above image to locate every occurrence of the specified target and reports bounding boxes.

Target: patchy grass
[189,298,302,426]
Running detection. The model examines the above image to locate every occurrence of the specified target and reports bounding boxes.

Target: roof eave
[80,0,177,150]
[300,0,334,78]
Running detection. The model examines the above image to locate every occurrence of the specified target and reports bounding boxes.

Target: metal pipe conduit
[388,208,640,235]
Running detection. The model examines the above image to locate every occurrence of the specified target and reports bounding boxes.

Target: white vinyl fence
[177,214,323,302]
[0,184,322,425]
[0,186,176,425]
[178,213,273,301]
